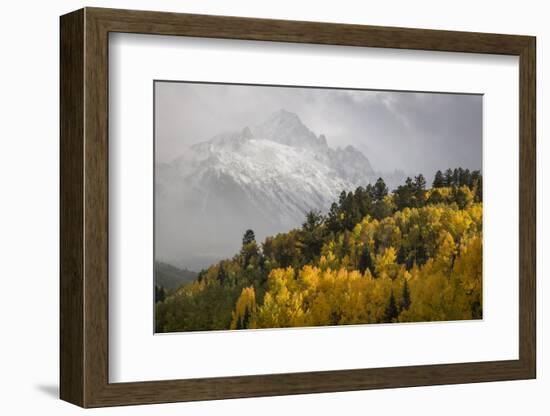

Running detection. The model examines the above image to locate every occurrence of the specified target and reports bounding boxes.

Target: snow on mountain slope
[155,109,376,271]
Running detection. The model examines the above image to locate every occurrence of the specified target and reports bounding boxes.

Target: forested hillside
[155,168,483,332]
[155,262,198,290]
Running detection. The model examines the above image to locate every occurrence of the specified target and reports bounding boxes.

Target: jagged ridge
[156,110,376,270]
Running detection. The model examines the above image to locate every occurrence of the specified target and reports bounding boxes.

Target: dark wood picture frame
[60,7,536,408]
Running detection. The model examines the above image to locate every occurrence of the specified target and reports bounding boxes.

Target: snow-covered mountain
[155,109,376,271]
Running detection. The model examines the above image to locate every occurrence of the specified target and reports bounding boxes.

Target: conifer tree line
[156,168,483,332]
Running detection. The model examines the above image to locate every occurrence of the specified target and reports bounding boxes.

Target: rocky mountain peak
[156,111,377,270]
[252,109,326,150]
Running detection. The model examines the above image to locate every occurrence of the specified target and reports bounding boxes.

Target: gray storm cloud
[154,81,482,271]
[155,81,482,177]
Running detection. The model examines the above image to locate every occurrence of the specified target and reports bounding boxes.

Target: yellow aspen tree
[374,247,399,279]
[433,230,457,273]
[230,287,257,330]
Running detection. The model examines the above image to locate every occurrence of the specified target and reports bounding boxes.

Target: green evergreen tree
[242,229,256,246]
[413,174,427,207]
[242,305,250,329]
[302,210,324,231]
[394,177,414,210]
[397,245,413,269]
[456,167,465,186]
[428,189,443,204]
[452,168,460,187]
[471,170,481,189]
[373,178,388,201]
[365,183,375,200]
[358,246,373,274]
[414,240,428,266]
[453,187,469,209]
[326,202,342,234]
[343,192,362,230]
[444,168,454,187]
[384,291,399,322]
[217,262,228,284]
[241,230,259,268]
[433,170,445,188]
[473,174,483,202]
[414,174,426,191]
[460,168,472,187]
[372,198,394,220]
[338,190,348,206]
[354,186,373,218]
[302,210,326,262]
[400,280,411,311]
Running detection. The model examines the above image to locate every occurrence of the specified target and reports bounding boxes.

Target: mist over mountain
[155,109,383,271]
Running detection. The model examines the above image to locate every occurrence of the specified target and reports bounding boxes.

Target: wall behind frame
[0,0,545,415]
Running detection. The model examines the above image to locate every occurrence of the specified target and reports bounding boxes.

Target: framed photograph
[60,7,536,407]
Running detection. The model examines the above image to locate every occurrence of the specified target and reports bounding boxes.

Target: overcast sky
[155,81,482,176]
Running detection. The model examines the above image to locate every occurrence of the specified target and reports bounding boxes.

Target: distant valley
[154,262,198,290]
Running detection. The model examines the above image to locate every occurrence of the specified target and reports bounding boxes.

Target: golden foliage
[157,182,483,332]
[230,287,257,329]
[253,203,483,328]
